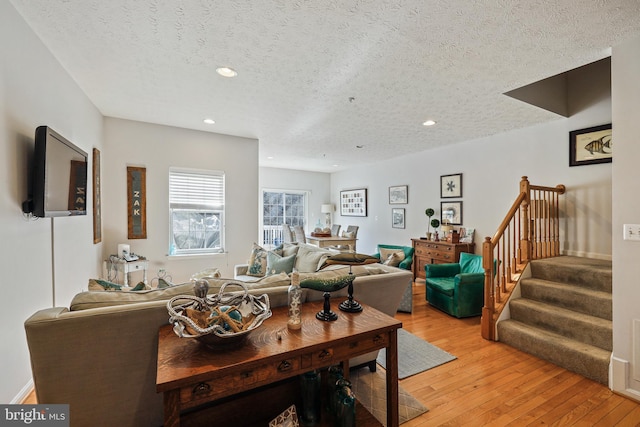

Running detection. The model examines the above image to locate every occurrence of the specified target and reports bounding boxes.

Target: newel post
[519,176,532,264]
[481,236,494,340]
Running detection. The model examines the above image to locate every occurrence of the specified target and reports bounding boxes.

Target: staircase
[497,256,612,385]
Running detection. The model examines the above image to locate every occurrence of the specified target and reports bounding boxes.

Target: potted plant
[425,208,435,239]
[431,218,441,241]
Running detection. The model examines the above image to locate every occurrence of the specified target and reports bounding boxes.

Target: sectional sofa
[24,257,411,427]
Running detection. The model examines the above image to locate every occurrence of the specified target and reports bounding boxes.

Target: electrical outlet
[623,224,640,241]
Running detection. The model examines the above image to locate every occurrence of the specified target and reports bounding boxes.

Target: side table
[103,258,148,286]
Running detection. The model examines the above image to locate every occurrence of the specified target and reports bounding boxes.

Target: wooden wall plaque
[93,148,102,243]
[127,166,147,239]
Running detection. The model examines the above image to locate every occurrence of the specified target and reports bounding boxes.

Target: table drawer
[310,333,389,365]
[180,356,300,408]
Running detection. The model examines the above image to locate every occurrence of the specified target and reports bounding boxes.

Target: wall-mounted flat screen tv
[29,126,88,217]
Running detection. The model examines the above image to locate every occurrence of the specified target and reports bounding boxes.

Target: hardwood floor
[22,282,640,425]
[398,282,640,426]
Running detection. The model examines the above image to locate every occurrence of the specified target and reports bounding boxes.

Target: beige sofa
[24,265,411,427]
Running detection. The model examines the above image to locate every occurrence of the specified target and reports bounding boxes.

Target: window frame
[169,167,225,256]
[261,188,309,248]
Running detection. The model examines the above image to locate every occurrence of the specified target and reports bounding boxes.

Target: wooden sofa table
[156,300,401,427]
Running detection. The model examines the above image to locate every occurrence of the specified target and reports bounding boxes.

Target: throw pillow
[273,242,300,257]
[295,244,333,273]
[266,251,296,276]
[88,278,122,291]
[247,243,268,277]
[379,248,406,266]
[342,231,354,238]
[320,252,380,269]
[88,279,151,291]
[382,252,403,267]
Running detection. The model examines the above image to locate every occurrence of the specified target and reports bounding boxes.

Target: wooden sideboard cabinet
[411,239,475,281]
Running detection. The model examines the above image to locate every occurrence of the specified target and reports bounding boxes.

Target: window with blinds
[169,168,225,255]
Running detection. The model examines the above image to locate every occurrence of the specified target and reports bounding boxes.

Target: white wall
[0,2,103,403]
[102,118,259,282]
[260,167,331,233]
[330,105,612,259]
[611,34,640,400]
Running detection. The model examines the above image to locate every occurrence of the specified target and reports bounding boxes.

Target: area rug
[376,328,456,379]
[350,367,428,426]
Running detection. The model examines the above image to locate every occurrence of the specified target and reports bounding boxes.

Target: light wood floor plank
[396,282,640,426]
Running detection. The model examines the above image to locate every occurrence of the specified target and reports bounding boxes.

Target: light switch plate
[623,224,640,241]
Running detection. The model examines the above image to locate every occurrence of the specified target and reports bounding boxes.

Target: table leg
[163,389,181,427]
[386,330,399,427]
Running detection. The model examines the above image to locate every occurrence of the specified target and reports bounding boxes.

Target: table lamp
[321,204,334,228]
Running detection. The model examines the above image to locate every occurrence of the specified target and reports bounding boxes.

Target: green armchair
[425,252,484,318]
[373,244,414,313]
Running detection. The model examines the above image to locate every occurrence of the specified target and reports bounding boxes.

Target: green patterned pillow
[247,243,268,277]
[266,251,296,276]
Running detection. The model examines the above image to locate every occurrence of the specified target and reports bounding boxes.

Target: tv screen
[30,126,88,217]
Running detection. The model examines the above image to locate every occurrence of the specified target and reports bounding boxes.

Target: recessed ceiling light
[216,67,237,77]
[203,118,215,124]
[333,164,339,167]
[423,120,437,126]
[267,156,274,160]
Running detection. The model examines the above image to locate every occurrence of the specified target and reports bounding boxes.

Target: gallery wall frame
[441,201,463,226]
[569,123,612,166]
[340,188,367,217]
[92,148,102,244]
[441,173,462,198]
[389,185,408,204]
[392,208,405,229]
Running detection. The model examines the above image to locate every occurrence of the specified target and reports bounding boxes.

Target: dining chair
[332,225,358,251]
[331,224,341,236]
[282,224,294,243]
[292,225,306,243]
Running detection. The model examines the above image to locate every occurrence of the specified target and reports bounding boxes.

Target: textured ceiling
[9,1,640,172]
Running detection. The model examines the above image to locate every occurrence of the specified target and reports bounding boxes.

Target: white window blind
[169,168,225,255]
[169,169,224,210]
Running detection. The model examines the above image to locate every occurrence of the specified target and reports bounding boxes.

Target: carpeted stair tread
[509,298,612,351]
[530,257,611,292]
[520,278,612,320]
[498,319,610,384]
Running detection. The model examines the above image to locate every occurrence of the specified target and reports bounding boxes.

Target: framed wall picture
[340,188,367,217]
[458,227,475,243]
[389,185,408,204]
[92,148,102,244]
[127,166,147,239]
[441,201,463,225]
[392,208,405,229]
[441,173,462,198]
[569,123,612,166]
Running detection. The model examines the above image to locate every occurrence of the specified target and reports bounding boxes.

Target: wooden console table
[411,239,475,281]
[156,300,401,427]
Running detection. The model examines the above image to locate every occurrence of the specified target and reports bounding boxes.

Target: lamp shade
[321,204,335,213]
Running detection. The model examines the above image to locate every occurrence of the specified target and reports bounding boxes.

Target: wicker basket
[167,281,272,349]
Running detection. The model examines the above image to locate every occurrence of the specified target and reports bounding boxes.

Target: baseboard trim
[611,356,640,403]
[12,379,34,404]
[562,250,612,261]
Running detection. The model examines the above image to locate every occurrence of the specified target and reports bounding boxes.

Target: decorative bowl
[167,281,271,349]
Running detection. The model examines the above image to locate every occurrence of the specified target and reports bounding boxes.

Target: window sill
[166,252,227,260]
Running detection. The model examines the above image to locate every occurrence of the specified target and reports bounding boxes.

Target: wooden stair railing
[481,176,566,340]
